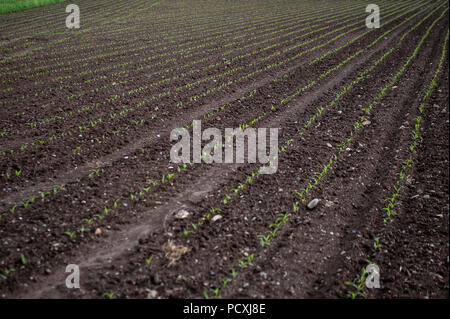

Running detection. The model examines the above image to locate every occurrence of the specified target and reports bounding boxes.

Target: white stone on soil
[307,199,320,210]
[175,209,190,219]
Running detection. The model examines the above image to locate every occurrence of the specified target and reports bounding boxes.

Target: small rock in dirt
[362,120,371,126]
[307,199,320,210]
[174,209,190,219]
[147,290,158,299]
[423,195,430,199]
[211,215,223,222]
[151,274,161,285]
[260,272,267,279]
[406,176,413,185]
[324,200,334,207]
[162,240,190,267]
[45,268,51,275]
[326,143,332,148]
[94,228,102,236]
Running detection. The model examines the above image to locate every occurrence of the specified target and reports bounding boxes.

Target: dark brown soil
[0,0,448,299]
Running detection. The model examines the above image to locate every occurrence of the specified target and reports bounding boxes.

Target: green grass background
[0,0,66,14]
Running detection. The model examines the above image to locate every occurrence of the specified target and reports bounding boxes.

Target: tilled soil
[0,0,448,299]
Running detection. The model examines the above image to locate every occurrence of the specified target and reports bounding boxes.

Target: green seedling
[142,187,151,193]
[72,146,81,153]
[373,237,381,250]
[3,268,14,276]
[64,231,76,239]
[222,278,231,287]
[203,288,219,299]
[103,292,115,299]
[246,254,255,266]
[345,269,368,299]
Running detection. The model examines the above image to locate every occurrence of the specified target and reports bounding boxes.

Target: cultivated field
[0,0,448,299]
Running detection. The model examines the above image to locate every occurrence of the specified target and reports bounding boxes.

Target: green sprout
[222,278,231,287]
[103,292,115,299]
[203,288,219,299]
[373,237,381,250]
[64,231,76,239]
[20,254,26,265]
